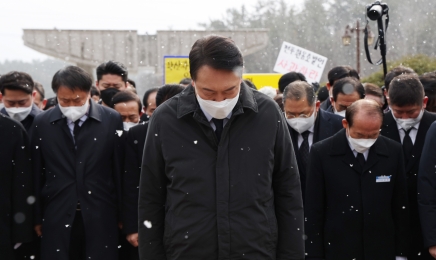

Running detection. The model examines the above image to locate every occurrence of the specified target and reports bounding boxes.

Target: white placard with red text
[273,41,327,83]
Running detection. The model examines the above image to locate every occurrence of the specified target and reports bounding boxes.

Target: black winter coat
[138,84,305,259]
[381,110,436,259]
[305,129,409,260]
[123,122,149,235]
[31,100,124,260]
[418,122,436,249]
[0,114,33,260]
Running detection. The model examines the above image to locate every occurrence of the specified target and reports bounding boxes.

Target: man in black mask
[96,61,128,106]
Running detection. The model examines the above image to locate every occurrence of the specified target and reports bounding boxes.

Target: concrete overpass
[22,29,269,77]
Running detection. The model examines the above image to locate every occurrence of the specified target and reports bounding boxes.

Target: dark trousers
[69,211,85,260]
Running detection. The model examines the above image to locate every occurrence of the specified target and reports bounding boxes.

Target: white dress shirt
[66,114,88,142]
[397,122,420,145]
[297,125,315,151]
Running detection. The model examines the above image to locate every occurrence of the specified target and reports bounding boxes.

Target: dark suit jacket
[305,129,409,260]
[287,109,343,199]
[31,100,124,260]
[0,114,33,259]
[381,110,436,259]
[1,103,42,132]
[319,98,331,111]
[122,122,149,235]
[418,122,436,249]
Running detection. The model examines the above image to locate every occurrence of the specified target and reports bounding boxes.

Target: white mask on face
[123,121,139,131]
[5,104,32,121]
[334,107,346,118]
[347,128,377,153]
[286,108,317,134]
[391,109,424,130]
[196,93,239,119]
[59,100,89,122]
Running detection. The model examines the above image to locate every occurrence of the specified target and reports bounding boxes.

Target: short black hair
[90,85,100,97]
[389,74,424,107]
[420,72,436,112]
[385,66,415,92]
[96,61,128,82]
[332,77,365,102]
[317,86,329,103]
[283,81,316,106]
[179,78,192,85]
[111,91,142,114]
[142,87,159,109]
[243,79,257,90]
[34,81,45,100]
[189,35,243,81]
[327,66,360,86]
[127,79,136,88]
[346,99,383,128]
[156,84,185,107]
[52,66,93,94]
[278,72,307,93]
[0,71,34,95]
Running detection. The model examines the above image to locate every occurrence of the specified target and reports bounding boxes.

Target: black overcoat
[138,84,305,259]
[0,114,33,259]
[305,129,409,260]
[30,100,124,260]
[288,109,343,199]
[381,110,436,259]
[122,122,149,235]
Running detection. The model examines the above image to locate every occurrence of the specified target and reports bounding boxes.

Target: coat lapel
[363,138,388,173]
[381,112,401,143]
[405,111,433,172]
[329,129,363,175]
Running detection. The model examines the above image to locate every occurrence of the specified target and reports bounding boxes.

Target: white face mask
[59,100,89,122]
[391,109,424,130]
[5,104,33,121]
[347,128,377,153]
[286,108,317,134]
[196,93,239,119]
[123,121,139,131]
[333,106,346,117]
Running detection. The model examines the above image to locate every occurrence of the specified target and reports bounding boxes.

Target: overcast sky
[1,0,304,62]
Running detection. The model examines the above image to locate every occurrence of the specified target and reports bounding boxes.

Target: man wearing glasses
[283,80,343,201]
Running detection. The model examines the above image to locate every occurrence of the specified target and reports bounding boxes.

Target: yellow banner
[242,73,282,89]
[164,56,190,84]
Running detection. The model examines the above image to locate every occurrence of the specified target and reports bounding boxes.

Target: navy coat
[31,100,124,260]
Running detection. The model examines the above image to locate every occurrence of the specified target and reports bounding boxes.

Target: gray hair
[283,80,316,106]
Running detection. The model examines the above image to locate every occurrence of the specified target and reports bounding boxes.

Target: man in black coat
[381,74,436,260]
[122,84,184,258]
[0,71,42,132]
[0,114,33,259]
[31,66,124,260]
[283,80,342,200]
[305,99,409,260]
[138,35,304,259]
[324,77,364,116]
[418,122,436,259]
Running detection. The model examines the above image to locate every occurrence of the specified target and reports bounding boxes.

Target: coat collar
[49,99,102,123]
[329,128,389,174]
[177,82,258,119]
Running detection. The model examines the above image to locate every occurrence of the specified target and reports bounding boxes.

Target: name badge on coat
[376,176,391,183]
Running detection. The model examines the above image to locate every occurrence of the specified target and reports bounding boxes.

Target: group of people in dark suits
[2,34,436,260]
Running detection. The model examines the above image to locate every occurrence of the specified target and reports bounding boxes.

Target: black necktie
[357,153,366,167]
[403,128,414,163]
[212,118,224,142]
[299,131,311,175]
[73,120,82,139]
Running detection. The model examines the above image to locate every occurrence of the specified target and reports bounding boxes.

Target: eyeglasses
[284,112,313,119]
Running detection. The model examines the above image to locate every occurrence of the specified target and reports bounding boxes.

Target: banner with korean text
[273,42,327,83]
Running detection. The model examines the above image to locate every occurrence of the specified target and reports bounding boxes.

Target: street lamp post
[342,20,375,74]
